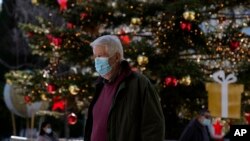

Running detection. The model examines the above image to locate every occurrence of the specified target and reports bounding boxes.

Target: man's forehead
[93,45,106,52]
[93,46,109,57]
[93,44,106,48]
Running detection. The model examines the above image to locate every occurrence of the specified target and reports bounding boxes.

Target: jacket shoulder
[127,72,156,94]
[130,72,151,84]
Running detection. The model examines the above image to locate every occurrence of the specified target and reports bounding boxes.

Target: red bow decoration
[52,97,66,111]
[120,35,131,45]
[180,21,192,31]
[213,120,223,135]
[164,76,178,86]
[119,29,131,45]
[57,0,68,11]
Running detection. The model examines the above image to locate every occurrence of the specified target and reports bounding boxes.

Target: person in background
[179,109,212,141]
[37,121,58,141]
[84,35,165,141]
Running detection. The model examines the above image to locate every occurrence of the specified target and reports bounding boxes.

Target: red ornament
[52,98,66,111]
[24,96,32,104]
[66,22,75,29]
[67,113,78,125]
[213,120,223,135]
[245,112,250,124]
[46,34,62,48]
[164,76,178,86]
[165,77,172,86]
[229,41,240,51]
[47,83,56,94]
[80,12,88,20]
[52,37,62,48]
[57,0,68,11]
[180,21,191,31]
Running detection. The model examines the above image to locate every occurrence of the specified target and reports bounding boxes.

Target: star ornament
[213,120,223,135]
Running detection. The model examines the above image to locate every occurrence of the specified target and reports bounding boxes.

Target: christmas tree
[3,0,250,139]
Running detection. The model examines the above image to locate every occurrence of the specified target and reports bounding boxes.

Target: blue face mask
[95,57,112,76]
[202,119,211,126]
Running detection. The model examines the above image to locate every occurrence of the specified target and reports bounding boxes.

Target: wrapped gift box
[205,70,244,118]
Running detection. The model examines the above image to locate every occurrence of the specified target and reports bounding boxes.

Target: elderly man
[84,35,165,141]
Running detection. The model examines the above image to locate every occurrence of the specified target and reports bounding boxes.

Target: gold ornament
[183,11,195,21]
[131,17,141,25]
[31,0,38,5]
[179,76,191,86]
[69,85,80,95]
[41,94,48,101]
[137,55,149,66]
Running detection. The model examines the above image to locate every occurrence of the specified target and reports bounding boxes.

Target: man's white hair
[90,35,124,59]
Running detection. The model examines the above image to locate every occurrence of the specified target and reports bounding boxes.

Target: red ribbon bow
[180,22,192,31]
[164,76,178,86]
[57,0,68,11]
